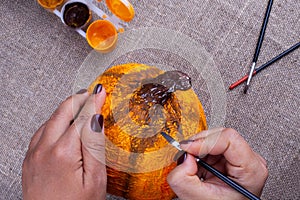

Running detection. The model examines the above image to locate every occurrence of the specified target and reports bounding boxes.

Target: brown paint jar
[61,1,92,29]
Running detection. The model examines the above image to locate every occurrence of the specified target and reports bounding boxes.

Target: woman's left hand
[22,84,107,200]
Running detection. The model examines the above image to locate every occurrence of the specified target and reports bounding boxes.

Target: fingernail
[176,152,187,165]
[91,114,104,133]
[179,139,195,145]
[93,84,102,94]
[76,89,87,94]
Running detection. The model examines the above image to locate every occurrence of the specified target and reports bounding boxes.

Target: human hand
[167,128,268,200]
[22,84,107,200]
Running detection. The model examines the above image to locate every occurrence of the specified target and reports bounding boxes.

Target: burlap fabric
[0,0,299,199]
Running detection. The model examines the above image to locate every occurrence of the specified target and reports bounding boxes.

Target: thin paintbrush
[244,0,273,94]
[229,41,300,90]
[160,132,260,200]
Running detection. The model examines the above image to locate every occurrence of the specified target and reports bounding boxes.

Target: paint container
[86,20,118,53]
[83,0,134,52]
[37,0,65,10]
[106,0,135,22]
[61,0,92,29]
[38,0,135,53]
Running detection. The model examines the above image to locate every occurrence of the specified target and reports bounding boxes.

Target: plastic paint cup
[37,0,64,9]
[86,20,118,53]
[61,0,92,29]
[106,0,135,22]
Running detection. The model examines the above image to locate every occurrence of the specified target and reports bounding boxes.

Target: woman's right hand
[167,128,268,200]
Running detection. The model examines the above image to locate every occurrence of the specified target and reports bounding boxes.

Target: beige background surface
[1,0,299,199]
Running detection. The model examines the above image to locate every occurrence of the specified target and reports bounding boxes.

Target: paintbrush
[244,0,273,94]
[229,41,300,90]
[160,132,260,200]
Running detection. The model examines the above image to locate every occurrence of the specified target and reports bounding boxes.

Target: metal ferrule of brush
[246,62,256,85]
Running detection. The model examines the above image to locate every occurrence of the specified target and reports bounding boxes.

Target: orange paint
[117,27,124,33]
[37,0,64,9]
[106,0,135,22]
[86,20,118,53]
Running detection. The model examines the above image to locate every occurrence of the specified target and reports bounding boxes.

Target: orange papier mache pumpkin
[88,63,207,200]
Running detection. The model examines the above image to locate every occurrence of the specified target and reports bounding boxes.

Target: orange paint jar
[37,0,64,9]
[106,0,135,22]
[86,20,118,53]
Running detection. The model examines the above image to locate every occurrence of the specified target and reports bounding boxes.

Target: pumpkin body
[88,63,207,200]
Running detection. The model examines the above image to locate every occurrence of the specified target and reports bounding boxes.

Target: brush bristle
[243,85,249,94]
[160,132,174,143]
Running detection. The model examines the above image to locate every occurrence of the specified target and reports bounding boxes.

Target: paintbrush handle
[196,158,260,200]
[229,71,257,90]
[229,41,300,90]
[253,0,273,62]
[256,41,300,73]
[244,0,274,93]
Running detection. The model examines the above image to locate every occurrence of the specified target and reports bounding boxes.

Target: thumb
[167,154,203,200]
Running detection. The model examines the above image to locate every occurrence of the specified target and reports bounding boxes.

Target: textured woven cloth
[1,0,299,199]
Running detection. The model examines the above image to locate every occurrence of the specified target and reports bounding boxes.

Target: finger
[169,154,245,200]
[180,128,256,168]
[199,155,227,179]
[170,155,197,180]
[59,84,107,191]
[72,84,106,134]
[255,152,267,167]
[56,84,106,161]
[37,90,89,147]
[78,114,106,196]
[27,123,45,151]
[180,128,225,158]
[81,114,107,190]
[181,128,269,196]
[168,154,222,200]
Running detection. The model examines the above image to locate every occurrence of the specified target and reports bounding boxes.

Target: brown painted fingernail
[91,114,104,133]
[179,139,195,145]
[76,89,87,94]
[177,152,187,165]
[93,84,102,94]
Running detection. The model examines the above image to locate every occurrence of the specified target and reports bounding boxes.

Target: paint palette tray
[38,0,135,52]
